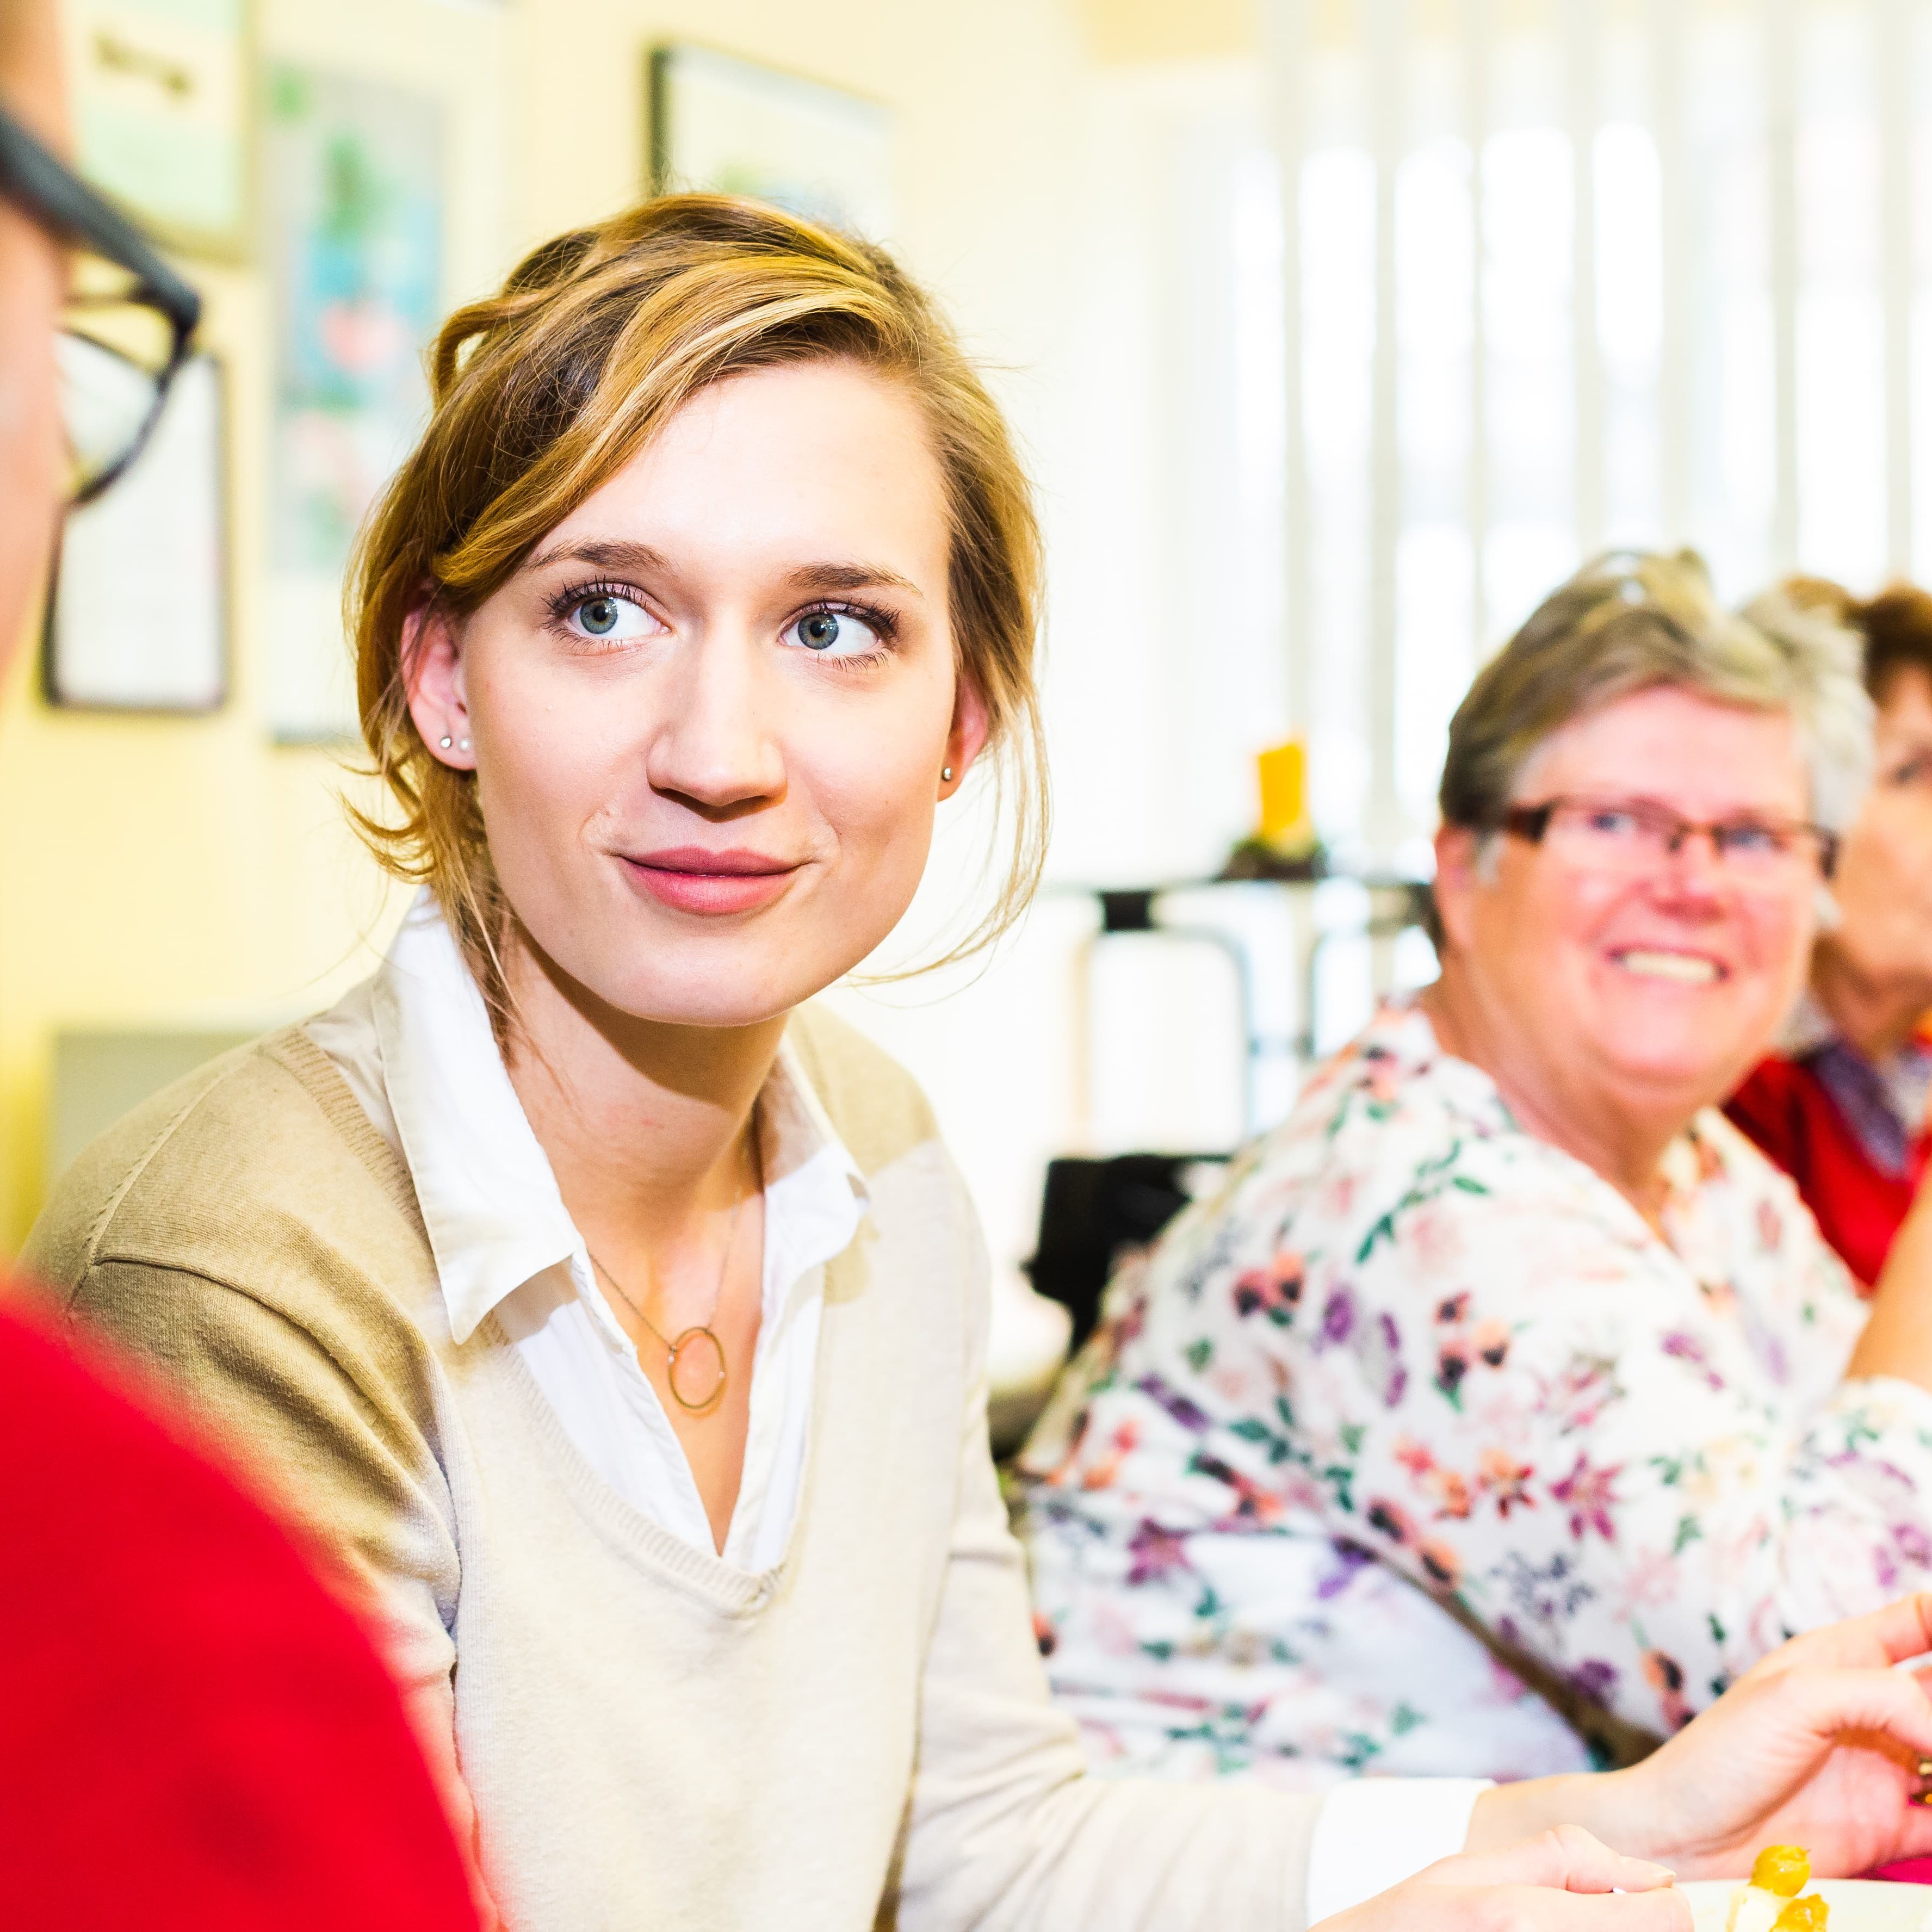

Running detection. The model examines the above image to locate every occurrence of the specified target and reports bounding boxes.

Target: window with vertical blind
[1265,0,1932,866]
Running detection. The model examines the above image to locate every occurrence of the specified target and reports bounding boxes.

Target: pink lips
[620,846,801,915]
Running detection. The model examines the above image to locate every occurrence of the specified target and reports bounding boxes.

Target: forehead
[538,359,950,580]
[1519,683,1808,815]
[1877,663,1932,734]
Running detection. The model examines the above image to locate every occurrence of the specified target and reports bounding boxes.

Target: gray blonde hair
[1440,548,1873,843]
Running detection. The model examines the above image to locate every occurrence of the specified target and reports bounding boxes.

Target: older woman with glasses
[1019,550,1932,1792]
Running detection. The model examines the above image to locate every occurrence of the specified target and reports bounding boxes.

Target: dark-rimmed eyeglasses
[0,105,202,505]
[1501,795,1838,886]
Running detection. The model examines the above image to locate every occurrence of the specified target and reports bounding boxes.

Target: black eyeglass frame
[1500,795,1841,881]
[0,104,202,504]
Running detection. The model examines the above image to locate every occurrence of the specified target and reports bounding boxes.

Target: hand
[1312,1825,1687,1930]
[1472,1595,1932,1880]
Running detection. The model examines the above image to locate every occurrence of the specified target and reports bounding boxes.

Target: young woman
[25,199,1932,1930]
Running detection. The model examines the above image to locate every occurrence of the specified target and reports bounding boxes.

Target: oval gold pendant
[665,1326,728,1414]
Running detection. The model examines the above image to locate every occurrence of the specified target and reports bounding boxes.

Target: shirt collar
[373,893,868,1346]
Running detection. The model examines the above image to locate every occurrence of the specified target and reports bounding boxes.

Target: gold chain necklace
[587,1136,757,1418]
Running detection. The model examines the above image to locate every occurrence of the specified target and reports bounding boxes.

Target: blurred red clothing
[1726,1052,1928,1291]
[0,1295,478,1930]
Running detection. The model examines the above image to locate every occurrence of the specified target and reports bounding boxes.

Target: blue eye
[1583,808,1640,837]
[783,607,888,658]
[565,591,654,642]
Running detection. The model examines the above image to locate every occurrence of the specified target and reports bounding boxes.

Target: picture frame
[43,351,228,715]
[261,65,444,745]
[61,0,252,261]
[648,42,893,243]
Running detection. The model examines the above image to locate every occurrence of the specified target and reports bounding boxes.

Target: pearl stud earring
[459,737,471,752]
[942,765,955,783]
[438,735,453,749]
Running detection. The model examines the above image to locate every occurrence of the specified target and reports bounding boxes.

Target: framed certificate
[44,352,228,714]
[62,0,251,259]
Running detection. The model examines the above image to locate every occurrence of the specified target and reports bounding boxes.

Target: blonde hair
[1442,548,1872,841]
[348,195,1048,1021]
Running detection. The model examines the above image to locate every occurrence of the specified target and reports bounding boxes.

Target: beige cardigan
[24,1005,1322,1930]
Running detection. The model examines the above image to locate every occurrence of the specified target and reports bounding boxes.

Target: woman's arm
[1465,1595,1932,1880]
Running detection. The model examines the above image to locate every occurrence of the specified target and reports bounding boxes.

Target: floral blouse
[1016,1002,1932,1790]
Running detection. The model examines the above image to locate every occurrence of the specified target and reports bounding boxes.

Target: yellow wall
[0,0,1095,1249]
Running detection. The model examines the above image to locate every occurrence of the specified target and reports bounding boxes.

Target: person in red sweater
[1727,579,1932,1288]
[0,2,478,1923]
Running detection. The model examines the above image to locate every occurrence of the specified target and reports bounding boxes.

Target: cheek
[1738,894,1811,983]
[798,703,947,869]
[468,654,610,855]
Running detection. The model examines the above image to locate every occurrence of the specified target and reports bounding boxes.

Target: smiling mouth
[618,847,802,915]
[1610,948,1724,986]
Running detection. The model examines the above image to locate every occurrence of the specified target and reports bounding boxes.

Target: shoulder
[24,1024,428,1327]
[785,1000,944,1179]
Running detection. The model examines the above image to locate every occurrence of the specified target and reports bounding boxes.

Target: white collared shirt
[307,893,869,1570]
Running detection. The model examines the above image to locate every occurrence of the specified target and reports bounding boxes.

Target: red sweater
[1725,1054,1927,1291]
[0,1298,479,1930]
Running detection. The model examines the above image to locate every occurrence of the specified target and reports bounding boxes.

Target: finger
[1473,1885,1695,1929]
[1471,1885,1694,1930]
[1759,1663,1932,1761]
[1431,1824,1679,1894]
[1754,1595,1932,1676]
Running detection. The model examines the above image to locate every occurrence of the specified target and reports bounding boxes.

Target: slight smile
[1608,946,1726,986]
[618,846,802,915]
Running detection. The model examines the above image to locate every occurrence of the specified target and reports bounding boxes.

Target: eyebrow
[525,538,669,575]
[524,538,922,599]
[784,561,922,599]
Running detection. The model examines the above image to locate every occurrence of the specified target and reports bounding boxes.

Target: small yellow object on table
[1255,740,1315,860]
[1727,1847,1828,1930]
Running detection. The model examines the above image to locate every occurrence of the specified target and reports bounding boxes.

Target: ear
[939,672,993,800]
[1432,823,1483,954]
[403,604,476,771]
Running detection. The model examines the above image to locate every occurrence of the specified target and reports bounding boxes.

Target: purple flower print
[1320,1287,1358,1348]
[1126,1519,1193,1586]
[1316,1539,1376,1601]
[1134,1374,1210,1434]
[1354,1310,1409,1408]
[1896,1521,1932,1568]
[1551,1452,1621,1543]
[1568,1658,1619,1709]
[1661,1332,1724,1392]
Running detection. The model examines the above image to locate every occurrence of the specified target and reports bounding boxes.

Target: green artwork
[263,65,443,740]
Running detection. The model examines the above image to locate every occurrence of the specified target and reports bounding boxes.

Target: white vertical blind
[1267,0,1932,867]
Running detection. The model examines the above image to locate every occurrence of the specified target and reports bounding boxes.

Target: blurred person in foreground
[1727,579,1932,1287]
[1020,550,1932,1797]
[28,187,1932,1932]
[0,2,480,1924]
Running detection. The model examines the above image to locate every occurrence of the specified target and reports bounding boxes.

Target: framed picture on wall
[61,0,251,259]
[648,43,893,242]
[44,352,227,714]
[261,65,444,744]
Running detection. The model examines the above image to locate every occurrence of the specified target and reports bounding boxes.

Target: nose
[643,622,786,815]
[1652,825,1728,907]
